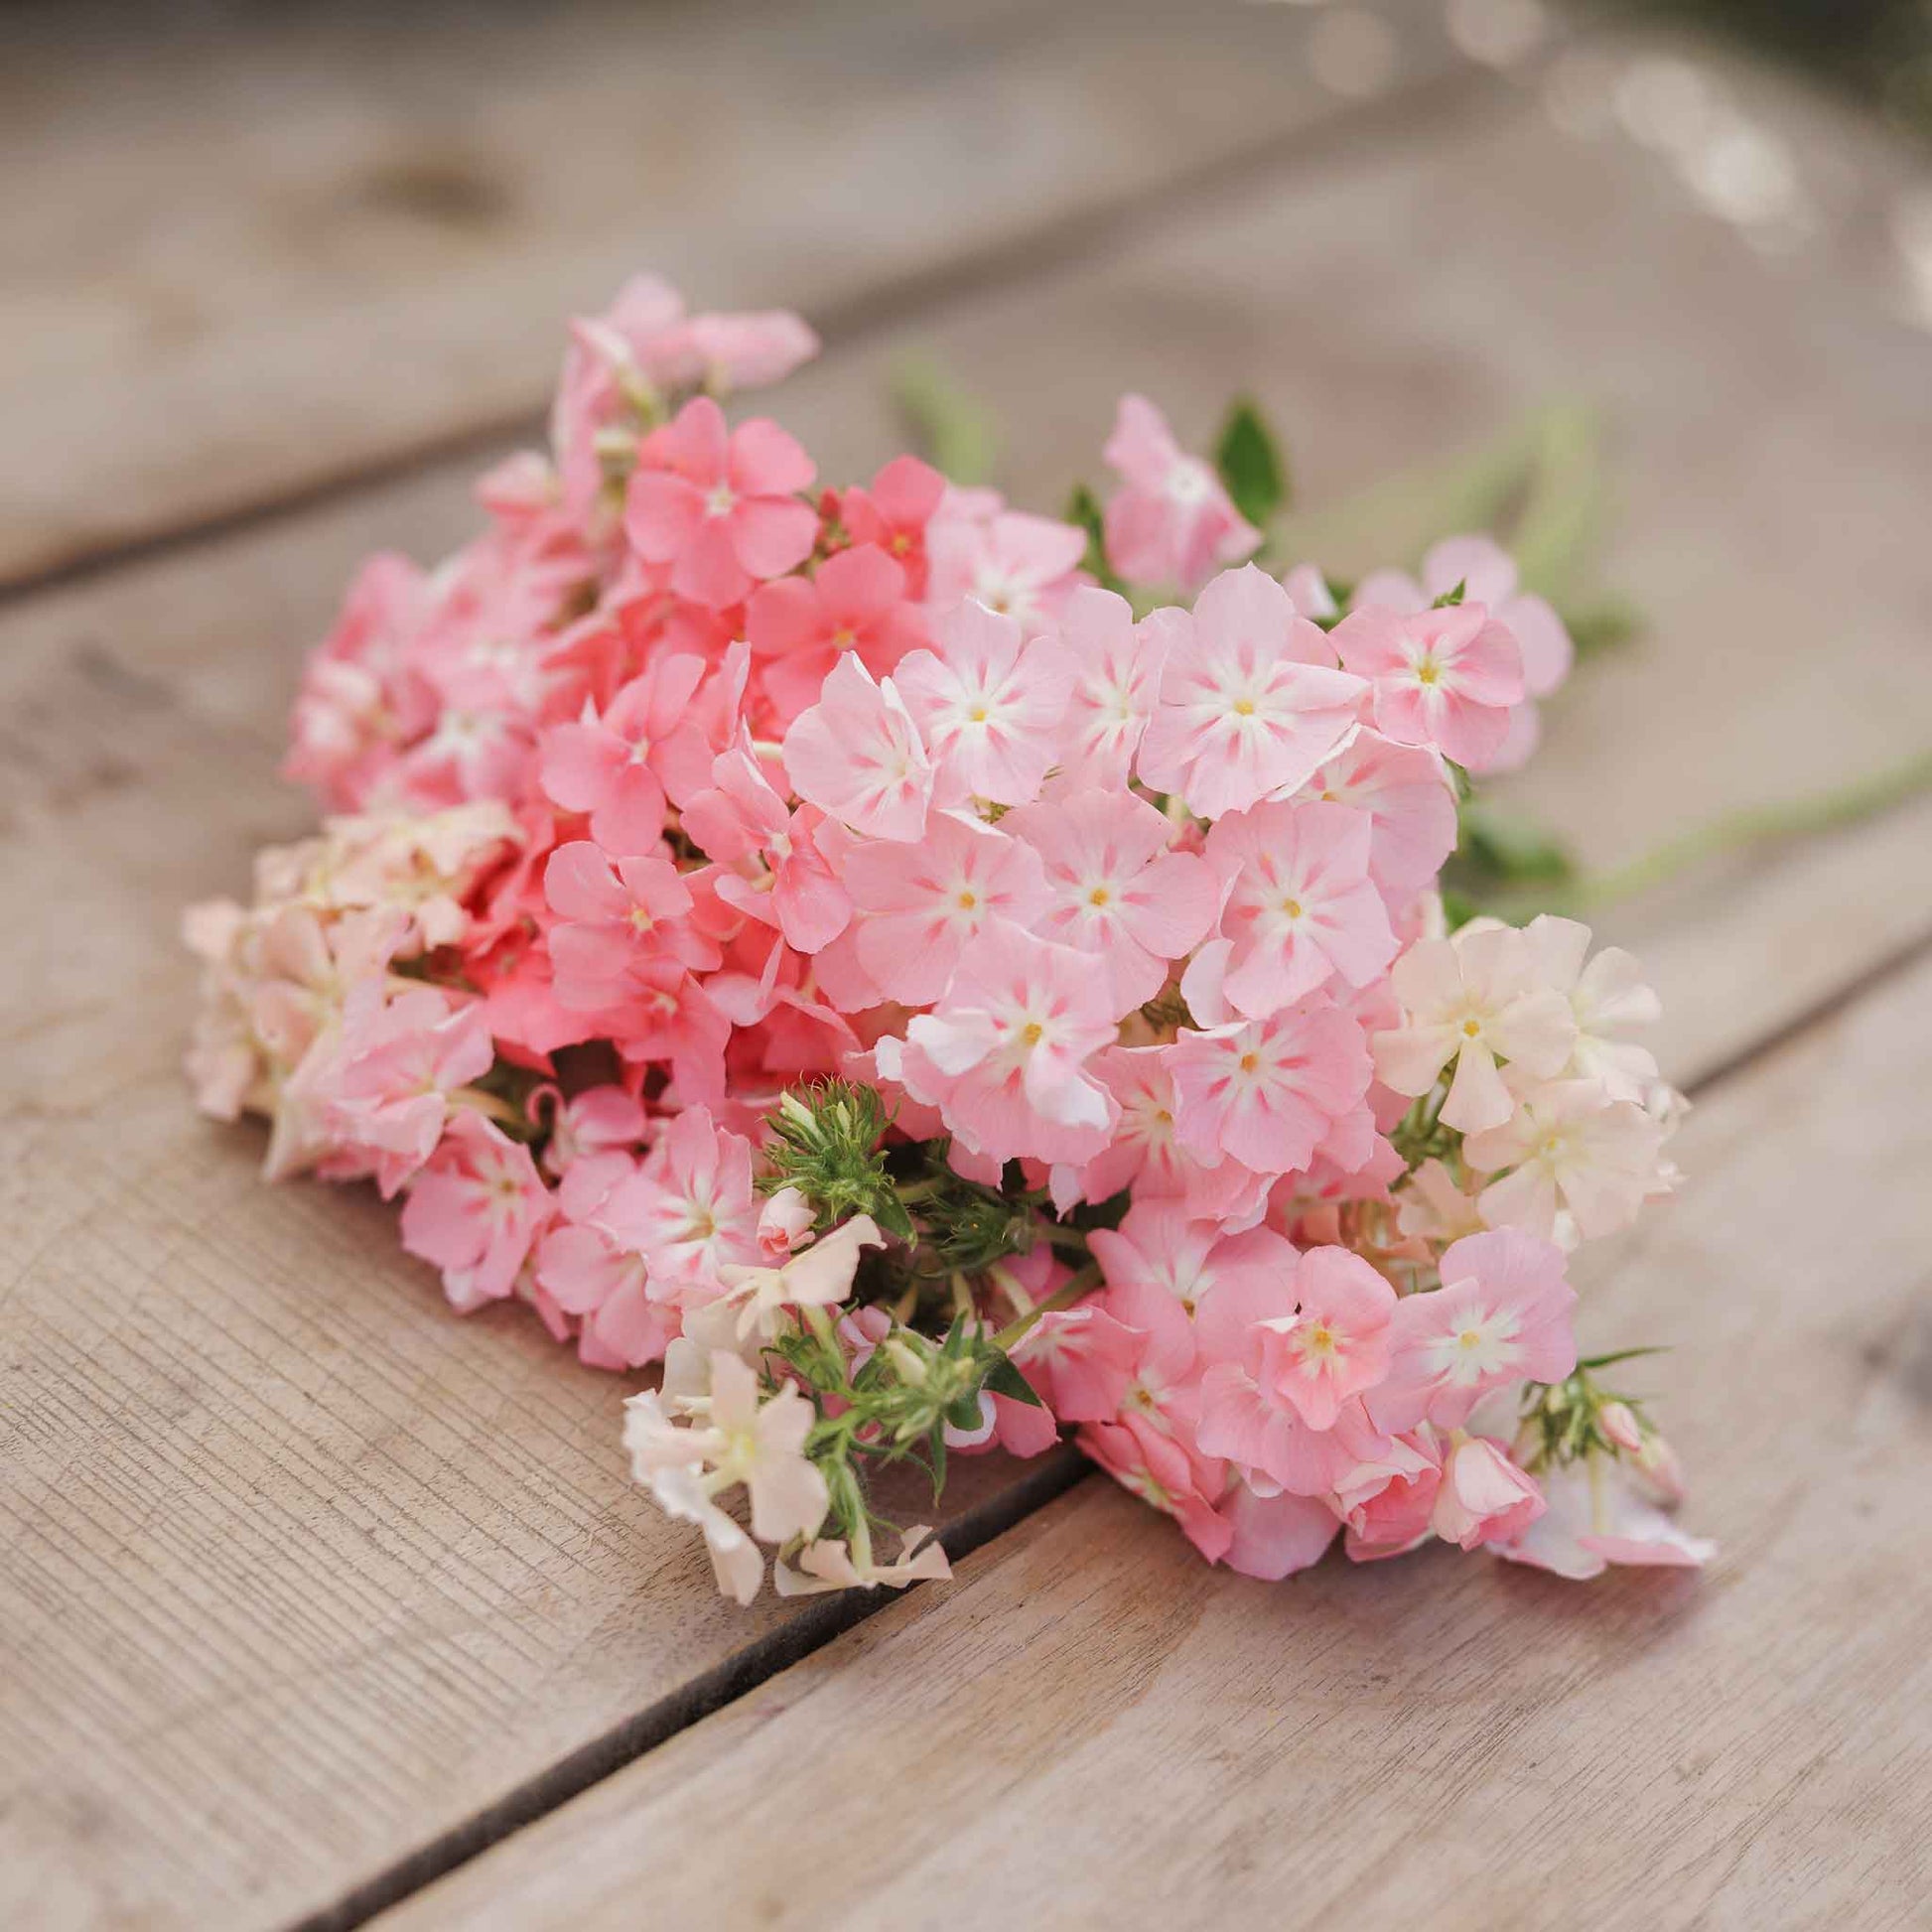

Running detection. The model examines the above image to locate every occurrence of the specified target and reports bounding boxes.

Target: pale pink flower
[1090,1199,1297,1320]
[717,1213,886,1340]
[1516,914,1662,1102]
[782,654,933,842]
[1498,1453,1714,1580]
[1101,393,1261,592]
[1003,788,1218,1018]
[1430,1432,1546,1549]
[774,1524,952,1596]
[1309,728,1458,902]
[899,921,1120,1167]
[624,396,817,608]
[1138,565,1367,817]
[593,1106,762,1304]
[892,600,1072,807]
[1373,1229,1577,1432]
[399,1113,552,1311]
[303,982,494,1196]
[1464,1081,1670,1243]
[757,1186,816,1261]
[538,653,709,855]
[924,507,1086,631]
[1393,1156,1487,1245]
[843,809,1051,1006]
[1025,587,1174,789]
[745,541,926,722]
[1373,923,1578,1135]
[1204,799,1397,1018]
[1251,1246,1398,1432]
[1168,996,1373,1176]
[536,1207,675,1372]
[1216,1482,1341,1581]
[1331,600,1525,770]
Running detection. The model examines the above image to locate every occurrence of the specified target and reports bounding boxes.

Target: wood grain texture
[0,0,1465,588]
[3,33,1931,1932]
[369,942,1932,1932]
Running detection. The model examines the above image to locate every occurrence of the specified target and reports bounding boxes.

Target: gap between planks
[297,914,1932,1932]
[0,56,1498,611]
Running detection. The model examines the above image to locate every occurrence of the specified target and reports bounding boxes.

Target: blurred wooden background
[2,3,1930,1927]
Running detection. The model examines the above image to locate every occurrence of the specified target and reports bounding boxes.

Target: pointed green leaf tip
[981,1351,1044,1408]
[1213,398,1288,529]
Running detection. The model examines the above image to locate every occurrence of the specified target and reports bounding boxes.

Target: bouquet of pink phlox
[187,273,1710,1604]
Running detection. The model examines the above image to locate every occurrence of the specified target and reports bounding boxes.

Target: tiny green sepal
[981,1351,1043,1408]
[1432,578,1467,608]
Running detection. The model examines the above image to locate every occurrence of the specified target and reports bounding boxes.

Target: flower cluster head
[189,273,1706,1604]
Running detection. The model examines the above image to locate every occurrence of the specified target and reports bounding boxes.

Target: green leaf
[891,356,996,485]
[980,1351,1044,1408]
[1456,799,1577,886]
[1562,594,1643,658]
[1063,482,1125,596]
[1213,398,1288,529]
[1432,578,1467,609]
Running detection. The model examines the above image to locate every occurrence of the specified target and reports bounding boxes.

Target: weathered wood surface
[0,0,1464,590]
[373,942,1932,1932]
[2,15,1929,1932]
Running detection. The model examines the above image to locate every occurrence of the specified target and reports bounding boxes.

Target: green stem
[991,1263,1101,1353]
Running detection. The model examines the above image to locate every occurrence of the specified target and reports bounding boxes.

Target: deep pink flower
[544,842,719,1013]
[745,542,926,724]
[624,396,817,608]
[1102,393,1260,592]
[1138,565,1367,817]
[1331,600,1525,770]
[840,455,946,598]
[592,1106,762,1305]
[399,1113,552,1311]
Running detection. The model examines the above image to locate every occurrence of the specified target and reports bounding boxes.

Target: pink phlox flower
[303,981,494,1197]
[1337,1432,1444,1562]
[538,652,708,854]
[782,652,934,842]
[746,541,926,725]
[839,455,947,599]
[757,1185,815,1260]
[593,1105,761,1306]
[1308,728,1458,904]
[624,396,817,608]
[1249,1246,1397,1432]
[544,842,720,1016]
[924,506,1086,631]
[1025,586,1173,788]
[1101,392,1261,592]
[1079,1416,1233,1565]
[1372,1228,1578,1432]
[683,730,854,954]
[1167,994,1373,1176]
[1004,788,1219,1018]
[1429,1432,1546,1550]
[1094,1275,1210,1452]
[531,1082,647,1178]
[891,599,1073,807]
[246,902,411,1069]
[1089,1198,1297,1322]
[898,920,1121,1167]
[1215,1482,1341,1581]
[1463,1078,1671,1244]
[605,959,733,1102]
[1373,921,1578,1135]
[1010,1302,1146,1424]
[1204,798,1398,1019]
[1498,1451,1714,1580]
[1331,598,1525,771]
[1137,564,1368,817]
[536,1160,676,1372]
[841,808,1050,1006]
[399,1112,553,1311]
[1052,1043,1267,1222]
[1279,562,1339,620]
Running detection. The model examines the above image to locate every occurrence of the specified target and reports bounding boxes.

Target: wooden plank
[365,940,1932,1932]
[0,0,1466,590]
[4,47,1931,1932]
